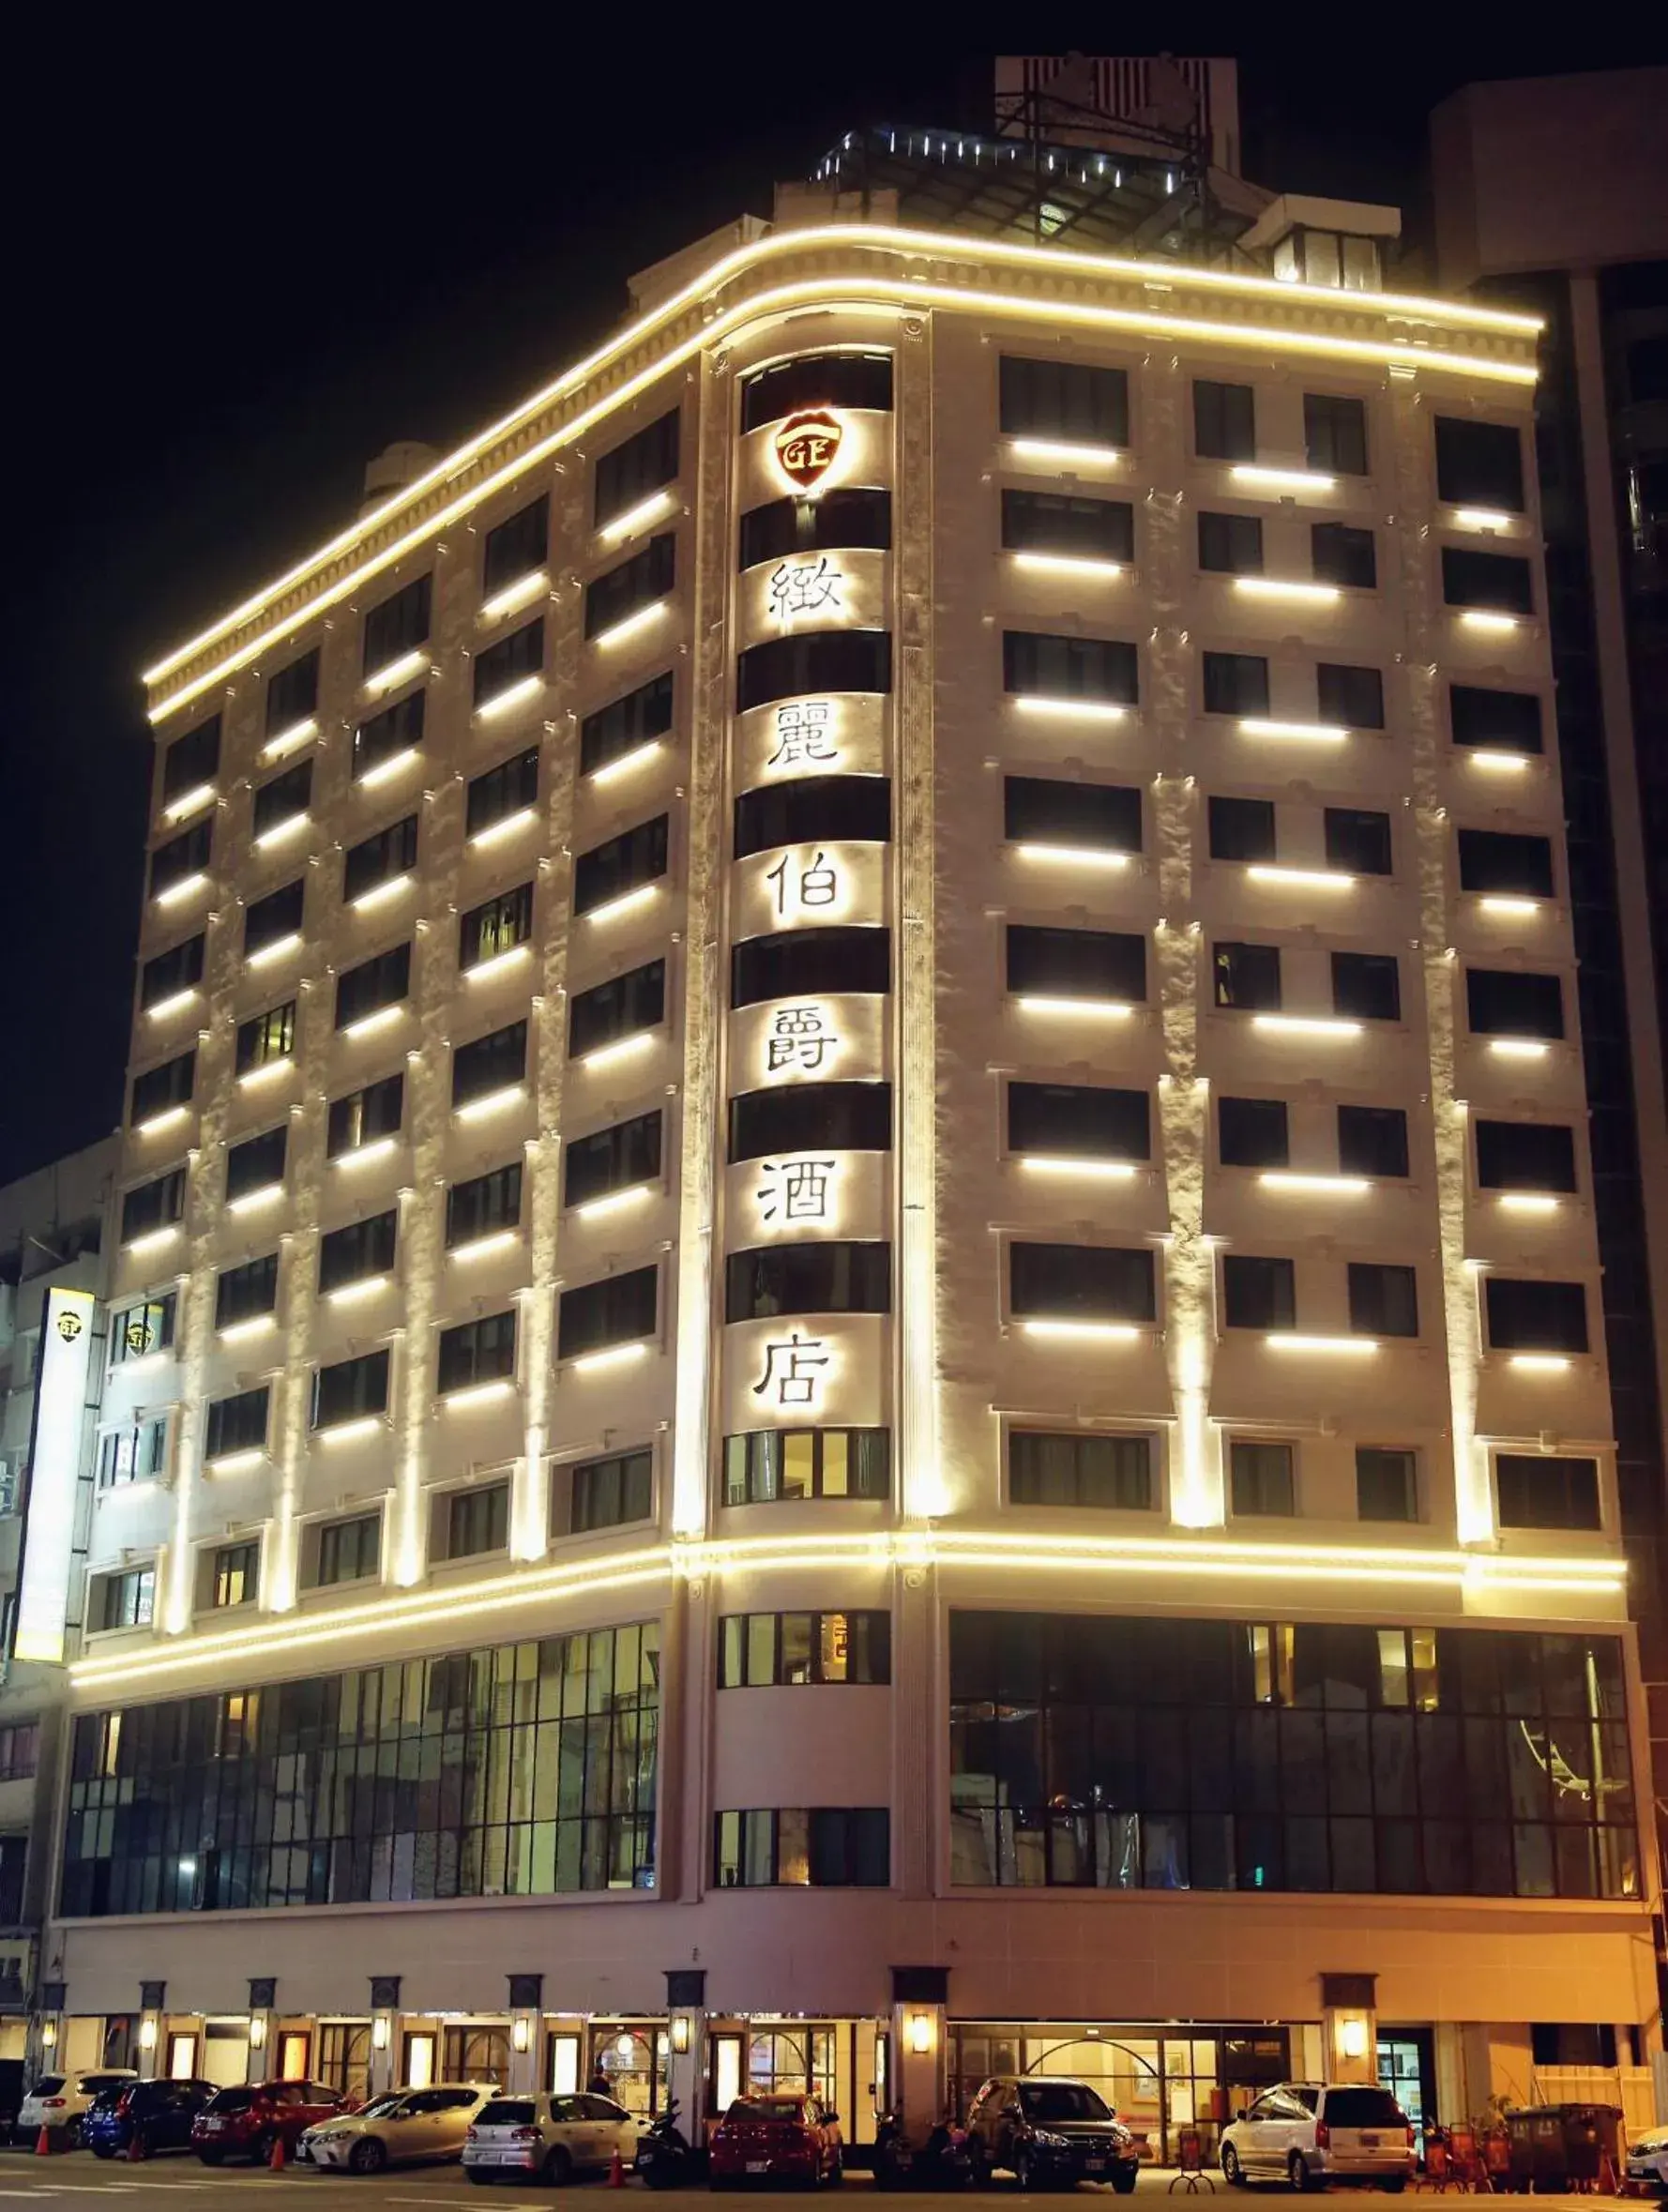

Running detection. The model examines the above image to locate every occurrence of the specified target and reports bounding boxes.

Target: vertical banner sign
[13,1287,97,1662]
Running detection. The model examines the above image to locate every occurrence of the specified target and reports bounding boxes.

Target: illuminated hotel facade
[44,136,1655,2142]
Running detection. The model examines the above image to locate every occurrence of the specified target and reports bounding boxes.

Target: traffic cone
[269,2132,287,2172]
[609,2148,625,2189]
[34,2125,51,2157]
[127,2128,146,2161]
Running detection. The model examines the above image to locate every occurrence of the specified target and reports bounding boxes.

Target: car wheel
[350,2136,388,2174]
[93,2145,114,2161]
[1013,2149,1035,2191]
[543,2144,573,2187]
[1290,2152,1320,2193]
[1222,2147,1245,2189]
[1380,2181,1406,2195]
[66,2118,83,2150]
[1111,2167,1139,2196]
[199,2147,225,2167]
[466,2174,496,2188]
[250,2131,274,2167]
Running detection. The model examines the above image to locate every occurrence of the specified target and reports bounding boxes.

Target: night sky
[4,34,1662,1186]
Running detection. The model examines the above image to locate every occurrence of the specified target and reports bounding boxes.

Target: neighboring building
[40,94,1651,2145]
[0,1137,116,2091]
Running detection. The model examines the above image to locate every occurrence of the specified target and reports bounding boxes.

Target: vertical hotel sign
[13,1288,97,1662]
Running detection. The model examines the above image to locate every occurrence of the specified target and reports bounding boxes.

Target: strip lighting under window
[454,1082,526,1123]
[1259,1172,1371,1195]
[253,812,310,853]
[1010,552,1124,581]
[357,747,419,791]
[124,1226,180,1258]
[1497,1192,1561,1213]
[1251,1014,1362,1039]
[246,932,303,971]
[579,1030,657,1070]
[1246,864,1353,890]
[362,648,428,697]
[1233,577,1342,606]
[333,1137,398,1172]
[351,873,413,915]
[478,570,549,623]
[443,1377,517,1410]
[226,1183,284,1216]
[206,1447,267,1474]
[448,1229,521,1264]
[154,871,209,910]
[1016,995,1135,1020]
[1019,1318,1141,1342]
[1268,1333,1379,1356]
[599,491,675,544]
[1458,610,1520,634]
[590,739,664,786]
[1018,1157,1139,1182]
[476,674,544,722]
[343,1005,404,1042]
[217,1317,275,1347]
[1508,1352,1572,1372]
[1478,895,1541,917]
[592,600,668,651]
[1014,842,1131,871]
[471,807,539,848]
[464,944,533,986]
[318,1416,384,1446]
[237,1056,294,1089]
[571,1340,650,1374]
[574,1182,655,1220]
[1012,695,1127,723]
[134,1105,190,1137]
[1230,464,1337,492]
[161,782,216,825]
[326,1275,389,1309]
[260,717,318,763]
[1467,750,1532,772]
[1007,437,1124,467]
[585,884,660,928]
[1238,718,1348,744]
[144,989,199,1023]
[1487,1038,1551,1060]
[1452,508,1518,532]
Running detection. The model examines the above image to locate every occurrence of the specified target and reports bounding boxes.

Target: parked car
[1221,2083,1415,2191]
[83,2077,219,2159]
[964,2076,1140,2193]
[192,2078,354,2164]
[706,2095,842,2187]
[18,2069,136,2146]
[298,2083,497,2174]
[1627,2119,1668,2190]
[462,2090,639,2185]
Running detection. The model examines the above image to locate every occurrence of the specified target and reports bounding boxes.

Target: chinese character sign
[765,1003,840,1077]
[751,1331,830,1410]
[767,700,840,772]
[755,1156,838,1227]
[768,557,844,624]
[766,848,841,920]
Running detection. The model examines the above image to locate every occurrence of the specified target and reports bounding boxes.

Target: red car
[707,2095,842,2187]
[192,2079,355,2164]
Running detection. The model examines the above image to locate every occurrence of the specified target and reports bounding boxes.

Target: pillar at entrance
[1320,1973,1378,2086]
[508,1976,543,2095]
[665,1969,707,2138]
[246,1978,278,2083]
[137,1981,165,2083]
[890,1965,948,2143]
[369,1976,401,2098]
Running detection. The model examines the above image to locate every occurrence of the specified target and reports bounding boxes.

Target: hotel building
[42,102,1656,2150]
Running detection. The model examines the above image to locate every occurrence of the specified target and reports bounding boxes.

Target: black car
[83,2078,219,2159]
[965,2077,1141,2193]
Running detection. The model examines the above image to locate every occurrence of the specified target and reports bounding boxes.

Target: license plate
[1361,2136,1379,2148]
[205,2119,223,2132]
[1084,2159,1105,2171]
[748,2160,769,2173]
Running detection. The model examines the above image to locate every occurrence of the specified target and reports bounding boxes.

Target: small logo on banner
[772,410,844,494]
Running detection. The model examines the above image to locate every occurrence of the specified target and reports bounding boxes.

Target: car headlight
[1031,2132,1071,2150]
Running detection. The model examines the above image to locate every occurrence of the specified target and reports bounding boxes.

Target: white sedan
[462,2090,639,2185]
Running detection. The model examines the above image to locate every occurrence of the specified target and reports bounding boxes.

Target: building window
[452,1020,527,1106]
[205,1386,269,1461]
[97,1568,156,1633]
[1230,1440,1296,1516]
[252,758,312,841]
[1223,1254,1296,1330]
[343,813,418,902]
[1485,1278,1589,1355]
[1495,1453,1600,1532]
[1000,355,1128,445]
[437,1311,516,1395]
[731,927,889,1008]
[319,1211,397,1295]
[1003,775,1141,852]
[1193,379,1255,462]
[483,493,549,598]
[569,1447,653,1533]
[1213,941,1281,1011]
[1003,630,1139,705]
[1348,1262,1418,1338]
[326,1072,404,1159]
[353,690,426,781]
[581,673,675,773]
[566,1109,664,1205]
[235,999,296,1074]
[573,816,669,916]
[460,882,534,970]
[446,1162,523,1249]
[216,1253,279,1330]
[569,958,666,1056]
[314,1512,382,1588]
[1434,417,1524,512]
[1333,951,1401,1022]
[362,574,431,674]
[149,817,212,899]
[1202,651,1269,717]
[736,629,893,712]
[130,1050,195,1128]
[1317,662,1386,730]
[557,1265,658,1358]
[1466,968,1564,1038]
[99,1418,169,1489]
[266,646,319,735]
[740,352,893,431]
[713,1807,888,1887]
[1357,1447,1418,1523]
[1198,511,1264,575]
[1450,684,1542,752]
[735,776,891,856]
[596,408,680,528]
[1442,547,1533,615]
[473,616,544,708]
[0,1722,38,1781]
[1006,924,1145,1003]
[1325,808,1392,875]
[1007,1081,1148,1162]
[62,1619,660,1915]
[444,1483,510,1560]
[728,1083,891,1162]
[111,1293,175,1365]
[738,488,889,570]
[467,747,539,837]
[140,932,205,1011]
[161,712,220,803]
[1001,489,1133,561]
[1458,830,1554,898]
[312,1349,391,1431]
[1338,1105,1409,1178]
[1208,795,1276,862]
[725,1243,891,1323]
[121,1169,186,1242]
[1009,1242,1155,1326]
[1312,523,1377,590]
[1009,1431,1154,1510]
[1304,392,1369,477]
[718,1612,891,1689]
[1219,1097,1288,1169]
[584,533,675,641]
[1476,1120,1577,1192]
[244,879,304,958]
[211,1542,259,1611]
[723,1429,889,1504]
[335,943,411,1029]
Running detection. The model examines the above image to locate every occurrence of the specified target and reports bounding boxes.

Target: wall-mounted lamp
[1339,2016,1370,2061]
[138,2018,158,2051]
[906,2011,933,2057]
[511,2018,532,2054]
[671,2016,691,2055]
[248,2015,267,2050]
[372,2017,390,2052]
[616,2032,636,2060]
[40,2020,57,2049]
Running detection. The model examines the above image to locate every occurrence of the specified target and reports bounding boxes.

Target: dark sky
[4,31,1663,1186]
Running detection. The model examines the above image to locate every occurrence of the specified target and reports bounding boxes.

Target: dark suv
[966,2077,1140,2193]
[83,2078,218,2159]
[192,2079,353,2164]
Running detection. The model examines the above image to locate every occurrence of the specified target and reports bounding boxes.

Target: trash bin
[1504,2105,1622,2192]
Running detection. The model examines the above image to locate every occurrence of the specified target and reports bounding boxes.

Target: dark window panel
[452,1022,527,1106]
[205,1386,269,1461]
[583,534,675,640]
[595,409,680,529]
[1357,1447,1418,1523]
[326,1073,404,1159]
[735,777,891,856]
[1325,809,1392,875]
[1449,685,1543,752]
[472,617,544,707]
[573,816,670,916]
[1006,925,1145,1002]
[1208,795,1276,862]
[724,1243,891,1323]
[1475,1120,1577,1192]
[1009,1431,1154,1510]
[1193,379,1255,462]
[1203,652,1270,717]
[140,932,205,1011]
[740,353,893,432]
[1333,952,1401,1023]
[1442,547,1534,614]
[1348,1262,1419,1338]
[265,648,320,735]
[1213,941,1281,1010]
[1198,510,1264,575]
[446,1162,523,1248]
[1000,489,1133,561]
[353,689,426,780]
[737,488,890,569]
[251,758,312,840]
[343,814,418,903]
[581,673,675,773]
[161,714,220,803]
[1495,1454,1600,1531]
[244,878,304,957]
[130,1051,194,1127]
[318,1211,397,1295]
[1484,1278,1589,1354]
[1304,393,1369,477]
[1338,1105,1409,1178]
[569,960,666,1055]
[557,1265,659,1358]
[1317,662,1386,729]
[1002,630,1139,704]
[1466,968,1564,1038]
[1004,777,1142,851]
[730,928,889,1008]
[335,944,411,1030]
[1458,830,1554,897]
[1009,1242,1156,1324]
[226,1125,286,1204]
[1312,523,1377,590]
[999,356,1129,445]
[482,494,549,598]
[1434,417,1525,513]
[722,1428,890,1504]
[570,1448,654,1534]
[467,747,539,838]
[437,1311,517,1395]
[736,630,892,712]
[1219,1097,1289,1169]
[312,1349,390,1430]
[565,1110,664,1206]
[1008,1082,1149,1161]
[148,818,212,899]
[1222,1254,1296,1329]
[215,1255,278,1330]
[362,575,431,674]
[728,1084,891,1162]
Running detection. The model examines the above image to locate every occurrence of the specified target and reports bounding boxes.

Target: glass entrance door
[1378,2035,1428,2151]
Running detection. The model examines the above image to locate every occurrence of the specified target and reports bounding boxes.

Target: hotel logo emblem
[773,410,843,494]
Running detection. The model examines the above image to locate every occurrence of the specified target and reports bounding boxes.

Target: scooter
[874,2112,974,2190]
[637,2097,702,2189]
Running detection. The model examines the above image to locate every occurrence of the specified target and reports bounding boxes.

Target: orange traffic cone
[609,2148,625,2189]
[127,2128,146,2161]
[34,2125,51,2157]
[269,2132,287,2173]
